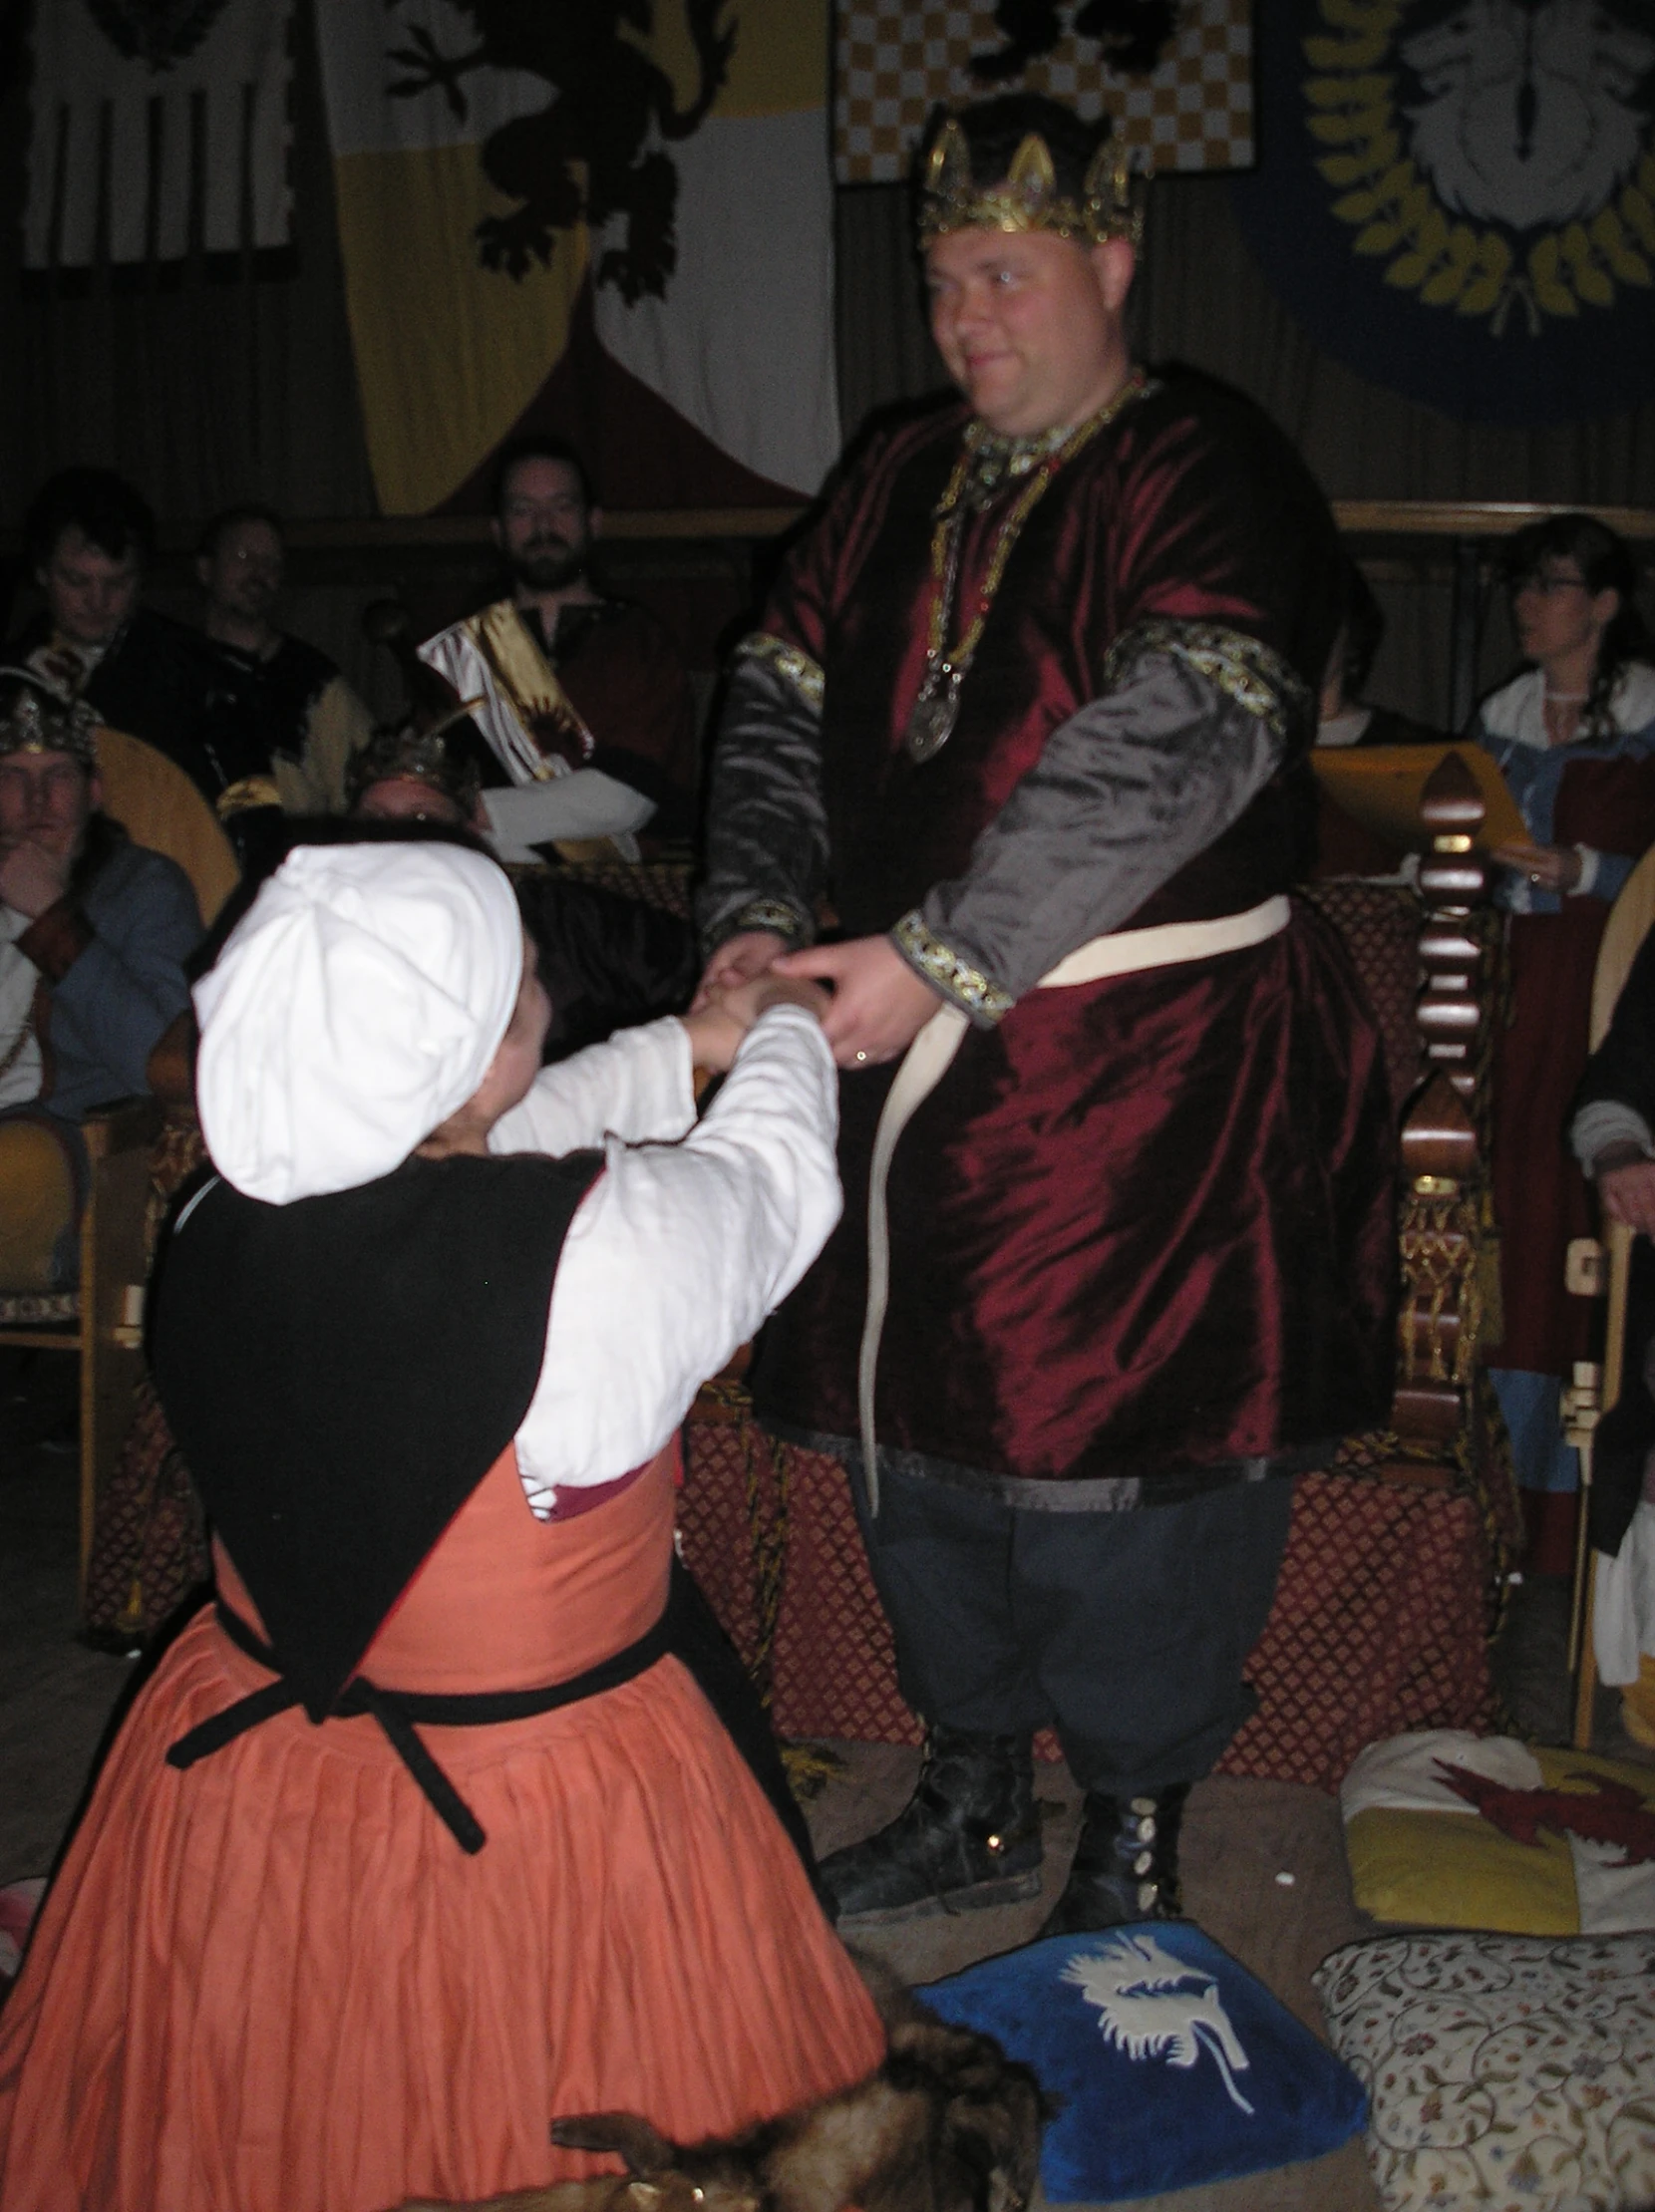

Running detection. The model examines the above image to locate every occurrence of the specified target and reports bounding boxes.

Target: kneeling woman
[0,841,884,2212]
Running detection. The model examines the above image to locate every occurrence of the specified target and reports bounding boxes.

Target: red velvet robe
[751,377,1398,1490]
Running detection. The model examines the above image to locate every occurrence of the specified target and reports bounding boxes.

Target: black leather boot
[818,1726,1044,1925]
[1038,1783,1188,1936]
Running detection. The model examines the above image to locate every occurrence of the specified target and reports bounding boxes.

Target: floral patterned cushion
[1315,1930,1655,2209]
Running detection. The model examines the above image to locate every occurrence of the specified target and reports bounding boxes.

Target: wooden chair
[0,729,235,1591]
[1559,841,1655,1746]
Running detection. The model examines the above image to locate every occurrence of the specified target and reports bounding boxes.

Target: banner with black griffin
[317,1,838,514]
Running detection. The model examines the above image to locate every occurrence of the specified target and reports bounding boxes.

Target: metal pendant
[905,667,963,763]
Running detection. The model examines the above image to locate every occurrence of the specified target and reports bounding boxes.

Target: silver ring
[854,1050,868,1063]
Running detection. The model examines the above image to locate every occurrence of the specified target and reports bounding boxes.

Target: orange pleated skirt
[0,1447,884,2212]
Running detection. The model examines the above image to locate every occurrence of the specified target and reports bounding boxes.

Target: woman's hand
[680,972,831,1073]
[1492,841,1582,894]
[689,929,790,1013]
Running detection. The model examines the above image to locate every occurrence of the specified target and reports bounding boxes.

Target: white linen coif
[193,842,522,1204]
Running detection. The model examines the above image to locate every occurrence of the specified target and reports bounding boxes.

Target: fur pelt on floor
[397,1957,1044,2212]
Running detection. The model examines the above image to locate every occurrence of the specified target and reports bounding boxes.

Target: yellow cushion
[0,1118,78,1293]
[1347,1805,1579,1933]
[1346,1738,1655,1933]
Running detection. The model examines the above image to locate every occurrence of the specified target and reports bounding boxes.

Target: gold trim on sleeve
[733,898,809,942]
[1103,620,1310,744]
[735,632,826,712]
[892,911,1015,1023]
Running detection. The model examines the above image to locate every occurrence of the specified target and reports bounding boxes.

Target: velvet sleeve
[696,428,914,952]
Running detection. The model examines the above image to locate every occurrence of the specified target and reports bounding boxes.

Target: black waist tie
[166,1600,672,1854]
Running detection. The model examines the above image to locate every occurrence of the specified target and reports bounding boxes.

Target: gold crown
[0,670,99,768]
[918,119,1143,250]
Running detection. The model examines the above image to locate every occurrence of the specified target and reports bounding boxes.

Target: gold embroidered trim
[1103,620,1309,743]
[736,632,825,712]
[734,899,808,942]
[892,910,1014,1023]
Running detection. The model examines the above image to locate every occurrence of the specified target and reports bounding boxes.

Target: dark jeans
[852,1464,1294,1797]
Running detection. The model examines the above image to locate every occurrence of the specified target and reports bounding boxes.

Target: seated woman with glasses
[1473,513,1655,1575]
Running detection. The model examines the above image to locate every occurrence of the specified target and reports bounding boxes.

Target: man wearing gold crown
[693,95,1397,1932]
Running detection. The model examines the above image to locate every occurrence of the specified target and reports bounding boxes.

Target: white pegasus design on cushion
[1063,1933,1256,2115]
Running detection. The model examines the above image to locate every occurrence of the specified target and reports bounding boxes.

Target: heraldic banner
[1230,0,1655,426]
[24,0,294,278]
[834,0,1256,181]
[315,0,838,516]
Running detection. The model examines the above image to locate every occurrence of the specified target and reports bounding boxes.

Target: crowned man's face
[0,750,99,865]
[925,225,1135,440]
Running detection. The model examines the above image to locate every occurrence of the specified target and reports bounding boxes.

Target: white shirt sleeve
[507,1004,841,1515]
[490,1017,698,1157]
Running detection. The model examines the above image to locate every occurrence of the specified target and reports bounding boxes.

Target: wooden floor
[3,1344,1651,2212]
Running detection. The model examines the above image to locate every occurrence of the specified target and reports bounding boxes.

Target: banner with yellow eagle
[316,1,837,514]
[1230,0,1655,425]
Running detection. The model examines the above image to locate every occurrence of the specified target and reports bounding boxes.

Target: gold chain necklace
[904,368,1149,765]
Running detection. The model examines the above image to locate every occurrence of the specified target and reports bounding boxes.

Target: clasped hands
[685,928,943,1073]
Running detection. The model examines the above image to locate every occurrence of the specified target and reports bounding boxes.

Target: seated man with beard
[193,504,376,820]
[419,438,700,858]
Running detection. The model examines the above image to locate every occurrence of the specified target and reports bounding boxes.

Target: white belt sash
[856,893,1292,1509]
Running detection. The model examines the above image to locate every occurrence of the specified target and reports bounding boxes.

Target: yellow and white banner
[835,0,1254,181]
[316,1,837,515]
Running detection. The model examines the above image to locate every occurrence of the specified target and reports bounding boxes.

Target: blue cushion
[919,1924,1368,2203]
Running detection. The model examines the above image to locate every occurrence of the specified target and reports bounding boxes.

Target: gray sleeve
[896,644,1291,1021]
[695,639,828,955]
[1573,1101,1655,1171]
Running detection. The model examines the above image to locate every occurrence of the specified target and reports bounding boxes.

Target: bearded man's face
[495,458,592,593]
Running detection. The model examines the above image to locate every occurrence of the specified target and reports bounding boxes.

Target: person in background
[1307,553,1446,878]
[195,504,375,819]
[14,471,242,817]
[0,839,883,2210]
[1475,513,1655,1575]
[350,723,698,1061]
[420,438,700,855]
[0,674,198,1291]
[1570,923,1655,1749]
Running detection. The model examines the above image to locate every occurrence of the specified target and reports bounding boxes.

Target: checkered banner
[834,1,1255,182]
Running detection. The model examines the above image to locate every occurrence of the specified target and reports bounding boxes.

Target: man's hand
[690,928,790,1013]
[1492,842,1582,894]
[1599,1156,1655,1239]
[774,934,943,1068]
[0,838,71,920]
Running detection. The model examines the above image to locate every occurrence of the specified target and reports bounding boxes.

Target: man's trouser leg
[845,1465,1294,1926]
